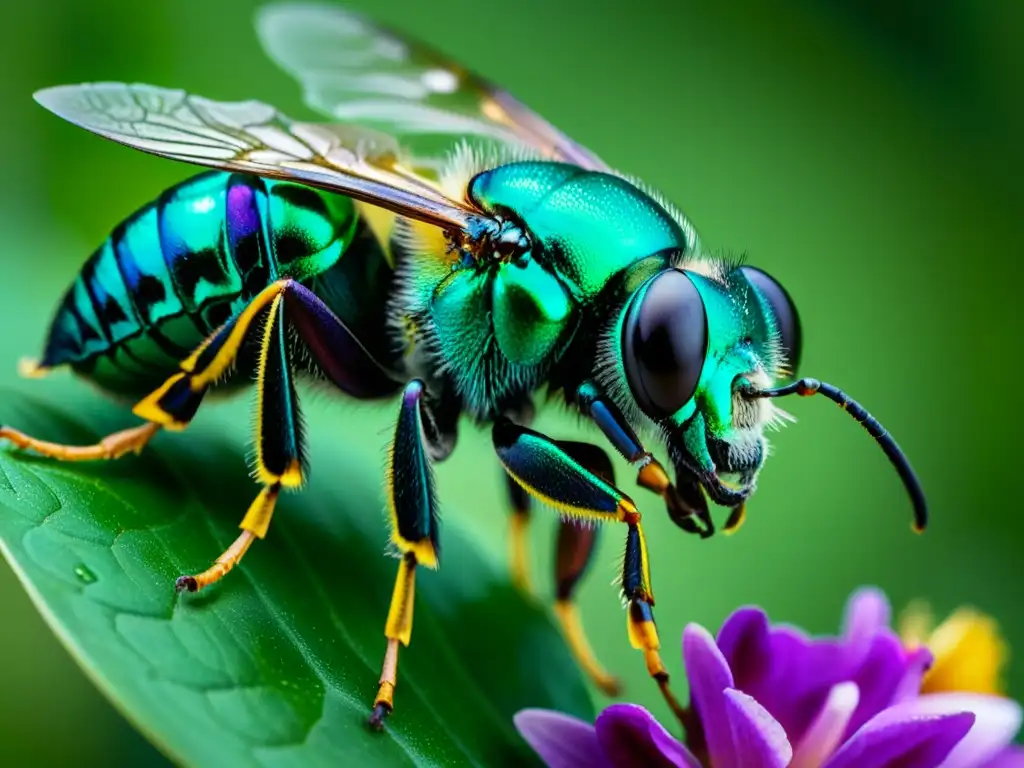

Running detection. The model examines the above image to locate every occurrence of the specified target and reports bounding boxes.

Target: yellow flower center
[900,601,1009,695]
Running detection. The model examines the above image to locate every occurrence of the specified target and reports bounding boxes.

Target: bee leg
[176,483,282,593]
[268,280,448,728]
[576,382,713,537]
[15,280,280,513]
[493,418,687,729]
[279,281,401,399]
[0,421,160,461]
[551,441,622,697]
[2,280,301,463]
[370,379,443,731]
[505,472,534,594]
[723,501,747,534]
[620,520,689,726]
[219,280,429,724]
[0,359,135,458]
[176,294,303,593]
[501,398,537,594]
[133,279,298,430]
[0,282,283,461]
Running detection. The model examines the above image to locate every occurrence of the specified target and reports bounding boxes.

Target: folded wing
[255,2,608,170]
[34,81,480,232]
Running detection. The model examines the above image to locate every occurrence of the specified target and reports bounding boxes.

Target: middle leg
[551,441,621,697]
[505,473,534,594]
[502,440,620,694]
[493,418,687,725]
[502,398,538,595]
[369,379,446,730]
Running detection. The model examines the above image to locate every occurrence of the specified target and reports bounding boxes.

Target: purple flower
[515,588,1024,767]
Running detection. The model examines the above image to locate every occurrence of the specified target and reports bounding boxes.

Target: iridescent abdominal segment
[39,172,394,399]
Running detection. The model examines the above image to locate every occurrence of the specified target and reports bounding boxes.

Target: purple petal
[982,746,1024,767]
[892,645,934,705]
[717,607,772,694]
[906,693,1021,768]
[791,682,860,768]
[723,688,793,768]
[760,626,849,741]
[823,703,975,768]
[515,708,612,768]
[594,704,698,768]
[843,630,918,738]
[842,587,891,648]
[684,623,737,767]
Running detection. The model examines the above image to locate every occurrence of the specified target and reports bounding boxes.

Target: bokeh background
[0,0,1021,764]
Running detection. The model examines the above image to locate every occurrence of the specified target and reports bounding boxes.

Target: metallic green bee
[2,2,926,729]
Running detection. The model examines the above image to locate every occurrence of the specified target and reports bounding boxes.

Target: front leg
[576,382,747,536]
[492,418,687,727]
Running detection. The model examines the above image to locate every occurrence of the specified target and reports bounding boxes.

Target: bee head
[612,258,926,533]
[615,261,801,508]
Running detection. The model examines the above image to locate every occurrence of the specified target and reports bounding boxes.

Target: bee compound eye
[740,266,803,377]
[622,269,708,418]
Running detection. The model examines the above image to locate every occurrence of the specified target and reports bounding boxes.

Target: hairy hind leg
[7,277,400,596]
[176,279,400,593]
[176,293,301,592]
[0,363,194,462]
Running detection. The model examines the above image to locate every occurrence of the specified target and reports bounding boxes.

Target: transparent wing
[34,82,481,232]
[255,2,608,170]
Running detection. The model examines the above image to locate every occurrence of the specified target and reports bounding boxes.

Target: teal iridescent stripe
[40,171,365,398]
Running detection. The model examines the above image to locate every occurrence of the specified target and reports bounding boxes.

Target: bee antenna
[741,377,927,533]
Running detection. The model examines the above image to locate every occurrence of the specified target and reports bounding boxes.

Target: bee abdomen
[39,171,360,398]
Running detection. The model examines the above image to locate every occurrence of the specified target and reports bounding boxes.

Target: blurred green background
[0,0,1021,764]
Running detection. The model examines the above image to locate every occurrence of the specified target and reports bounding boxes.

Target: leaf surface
[0,391,592,767]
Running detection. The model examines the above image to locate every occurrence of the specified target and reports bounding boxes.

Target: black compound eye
[622,269,708,418]
[741,266,802,376]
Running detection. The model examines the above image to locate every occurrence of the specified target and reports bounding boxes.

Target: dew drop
[74,564,97,585]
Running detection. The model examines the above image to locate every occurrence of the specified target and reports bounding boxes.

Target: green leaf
[0,389,593,767]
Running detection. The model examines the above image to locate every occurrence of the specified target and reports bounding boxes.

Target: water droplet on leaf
[74,564,97,584]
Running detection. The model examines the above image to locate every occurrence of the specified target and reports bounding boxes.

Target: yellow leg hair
[0,421,160,461]
[183,279,291,388]
[370,553,418,731]
[176,483,280,593]
[554,599,622,696]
